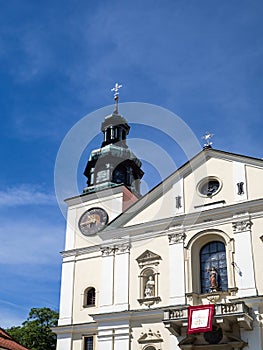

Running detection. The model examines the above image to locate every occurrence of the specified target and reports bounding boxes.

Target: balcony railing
[163,301,253,336]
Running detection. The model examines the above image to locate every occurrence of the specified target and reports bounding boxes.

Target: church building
[55,88,263,349]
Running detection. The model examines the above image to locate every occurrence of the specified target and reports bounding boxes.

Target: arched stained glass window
[200,241,228,293]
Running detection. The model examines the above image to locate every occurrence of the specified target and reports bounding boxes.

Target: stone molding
[100,243,130,256]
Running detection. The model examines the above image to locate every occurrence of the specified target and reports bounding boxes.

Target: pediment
[138,329,163,344]
[105,148,263,231]
[136,250,162,267]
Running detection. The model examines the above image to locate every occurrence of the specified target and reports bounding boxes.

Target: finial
[111,83,122,114]
[202,131,214,148]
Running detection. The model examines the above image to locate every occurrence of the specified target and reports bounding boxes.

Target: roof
[103,147,263,230]
[0,328,29,350]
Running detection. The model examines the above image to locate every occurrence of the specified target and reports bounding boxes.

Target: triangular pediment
[136,250,162,265]
[104,148,263,232]
[138,329,163,344]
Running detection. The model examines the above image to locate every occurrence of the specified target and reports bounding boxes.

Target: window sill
[83,304,96,308]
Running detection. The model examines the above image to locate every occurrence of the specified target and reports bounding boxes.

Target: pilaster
[100,246,115,309]
[168,230,186,305]
[58,256,75,326]
[114,326,130,350]
[97,329,113,350]
[114,244,130,310]
[232,216,257,297]
[56,334,72,350]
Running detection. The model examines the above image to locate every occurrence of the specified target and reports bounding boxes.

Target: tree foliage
[6,307,59,350]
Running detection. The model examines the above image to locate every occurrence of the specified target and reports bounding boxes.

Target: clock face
[78,208,108,235]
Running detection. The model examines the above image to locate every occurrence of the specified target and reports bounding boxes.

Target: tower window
[200,241,228,293]
[84,287,96,307]
[84,336,93,350]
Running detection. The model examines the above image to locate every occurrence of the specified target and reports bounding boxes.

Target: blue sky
[0,0,263,327]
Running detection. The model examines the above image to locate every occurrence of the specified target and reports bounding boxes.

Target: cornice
[104,198,263,239]
[61,199,263,258]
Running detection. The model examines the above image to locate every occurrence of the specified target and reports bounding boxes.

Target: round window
[198,177,221,197]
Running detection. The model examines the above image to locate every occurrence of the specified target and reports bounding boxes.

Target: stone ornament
[115,243,130,254]
[168,232,186,244]
[100,246,115,256]
[100,243,130,256]
[232,220,252,233]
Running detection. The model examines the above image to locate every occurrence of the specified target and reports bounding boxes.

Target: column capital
[100,246,115,256]
[232,220,253,233]
[115,243,130,254]
[168,231,186,244]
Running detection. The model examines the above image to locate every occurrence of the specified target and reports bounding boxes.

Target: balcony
[163,301,253,337]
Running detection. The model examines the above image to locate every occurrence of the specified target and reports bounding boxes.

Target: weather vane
[202,131,214,148]
[111,83,122,114]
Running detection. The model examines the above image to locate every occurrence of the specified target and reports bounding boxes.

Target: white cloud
[0,185,56,207]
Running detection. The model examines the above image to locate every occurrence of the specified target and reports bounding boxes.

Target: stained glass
[200,241,228,293]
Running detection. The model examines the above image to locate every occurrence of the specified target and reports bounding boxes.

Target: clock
[78,207,108,235]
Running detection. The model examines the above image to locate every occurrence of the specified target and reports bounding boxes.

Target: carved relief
[232,220,252,233]
[138,329,163,345]
[168,232,185,244]
[115,243,130,254]
[100,246,115,256]
[136,250,162,268]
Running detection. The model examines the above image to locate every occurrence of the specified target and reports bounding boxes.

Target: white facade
[55,148,263,350]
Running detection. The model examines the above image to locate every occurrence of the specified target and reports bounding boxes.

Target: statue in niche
[209,266,219,290]
[144,275,155,298]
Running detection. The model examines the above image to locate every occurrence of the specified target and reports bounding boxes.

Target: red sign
[187,304,215,334]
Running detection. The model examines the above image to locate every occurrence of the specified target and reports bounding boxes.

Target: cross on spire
[111,83,122,114]
[202,131,214,148]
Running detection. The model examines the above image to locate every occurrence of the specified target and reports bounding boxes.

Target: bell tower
[83,83,144,197]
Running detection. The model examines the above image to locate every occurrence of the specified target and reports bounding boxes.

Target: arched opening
[84,287,96,307]
[200,241,228,293]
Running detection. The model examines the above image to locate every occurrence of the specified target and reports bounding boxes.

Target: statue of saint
[144,275,155,298]
[209,266,218,290]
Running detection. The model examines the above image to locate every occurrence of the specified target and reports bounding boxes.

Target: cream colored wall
[251,217,263,294]
[124,185,175,226]
[246,165,263,200]
[72,337,82,350]
[129,235,170,309]
[125,157,263,228]
[72,252,102,324]
[184,158,234,212]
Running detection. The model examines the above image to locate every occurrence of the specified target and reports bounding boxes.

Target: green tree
[6,307,59,350]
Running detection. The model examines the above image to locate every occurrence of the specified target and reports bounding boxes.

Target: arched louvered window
[200,241,228,293]
[84,287,96,306]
